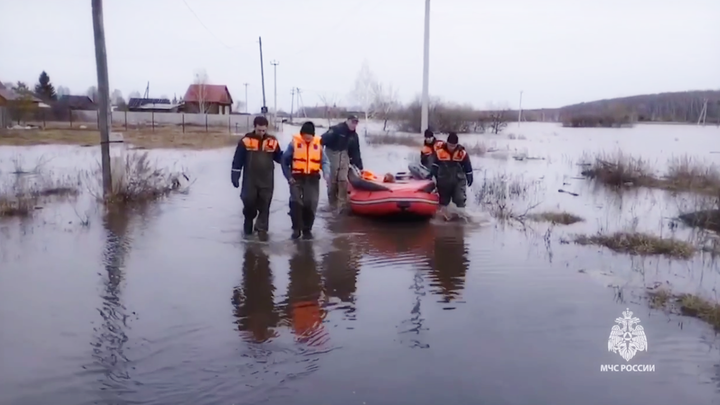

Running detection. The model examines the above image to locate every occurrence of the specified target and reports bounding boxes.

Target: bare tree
[56,86,71,97]
[193,68,210,114]
[234,100,246,113]
[351,60,379,127]
[318,93,340,127]
[370,82,400,131]
[485,102,510,134]
[86,86,98,102]
[110,89,123,105]
[128,91,142,99]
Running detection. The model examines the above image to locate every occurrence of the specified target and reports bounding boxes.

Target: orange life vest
[291,133,322,175]
[436,145,467,162]
[361,170,378,181]
[421,140,444,156]
[291,300,328,346]
[242,134,278,152]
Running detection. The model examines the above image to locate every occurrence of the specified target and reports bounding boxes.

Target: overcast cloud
[1,0,718,112]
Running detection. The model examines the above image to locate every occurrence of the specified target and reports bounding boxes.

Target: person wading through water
[231,116,282,241]
[320,114,363,213]
[281,121,331,240]
[420,129,443,167]
[431,132,474,219]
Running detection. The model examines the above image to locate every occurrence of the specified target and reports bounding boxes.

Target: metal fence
[9,109,255,134]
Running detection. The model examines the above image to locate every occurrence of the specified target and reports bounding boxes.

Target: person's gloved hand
[288,177,296,184]
[467,173,474,187]
[231,171,241,188]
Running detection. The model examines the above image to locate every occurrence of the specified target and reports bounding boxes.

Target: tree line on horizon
[4,68,718,131]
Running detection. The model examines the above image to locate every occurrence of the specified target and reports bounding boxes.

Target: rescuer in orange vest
[281,121,331,240]
[231,116,283,241]
[420,129,443,167]
[430,132,474,212]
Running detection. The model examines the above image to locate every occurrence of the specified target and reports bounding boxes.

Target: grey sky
[1,0,718,112]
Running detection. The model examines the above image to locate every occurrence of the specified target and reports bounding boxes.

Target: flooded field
[1,122,720,404]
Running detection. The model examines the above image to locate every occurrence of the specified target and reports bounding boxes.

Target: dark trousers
[241,183,273,232]
[289,176,320,232]
[437,180,467,208]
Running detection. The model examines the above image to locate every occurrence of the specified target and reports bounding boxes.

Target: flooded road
[2,123,720,404]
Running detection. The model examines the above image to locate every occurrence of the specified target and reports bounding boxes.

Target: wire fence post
[124,110,127,130]
[152,111,155,132]
[205,114,208,132]
[182,113,185,133]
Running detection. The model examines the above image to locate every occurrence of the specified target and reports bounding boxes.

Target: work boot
[243,219,253,235]
[258,231,269,242]
[302,230,313,240]
[291,229,302,240]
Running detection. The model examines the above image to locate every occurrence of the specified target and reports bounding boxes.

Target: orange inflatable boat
[347,165,439,218]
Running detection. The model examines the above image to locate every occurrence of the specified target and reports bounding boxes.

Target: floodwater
[1,122,720,405]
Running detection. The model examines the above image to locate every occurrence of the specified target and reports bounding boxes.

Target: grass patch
[365,133,421,147]
[84,151,188,207]
[572,231,696,259]
[582,151,720,196]
[648,289,720,331]
[0,176,80,218]
[0,128,240,150]
[365,132,488,156]
[581,151,655,187]
[474,173,544,220]
[526,211,584,225]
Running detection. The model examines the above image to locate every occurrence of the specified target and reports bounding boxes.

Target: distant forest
[519,90,720,126]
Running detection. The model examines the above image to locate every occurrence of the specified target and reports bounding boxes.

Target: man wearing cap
[430,132,474,217]
[231,115,283,241]
[281,121,331,240]
[320,115,364,212]
[420,129,443,167]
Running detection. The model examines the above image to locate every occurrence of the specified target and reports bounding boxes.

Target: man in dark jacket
[320,115,364,212]
[231,116,282,241]
[281,121,331,240]
[431,132,474,217]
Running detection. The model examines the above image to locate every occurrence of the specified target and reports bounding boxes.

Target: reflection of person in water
[320,231,360,317]
[428,225,469,303]
[232,247,279,343]
[283,242,329,346]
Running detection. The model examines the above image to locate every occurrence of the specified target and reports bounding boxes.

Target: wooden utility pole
[243,83,248,113]
[420,0,431,133]
[270,61,279,117]
[290,87,295,122]
[258,37,268,116]
[91,0,112,196]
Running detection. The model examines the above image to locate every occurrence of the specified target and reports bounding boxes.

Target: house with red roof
[182,84,233,115]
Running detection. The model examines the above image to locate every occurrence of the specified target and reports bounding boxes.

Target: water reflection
[90,208,134,393]
[321,220,362,319]
[232,246,279,343]
[427,224,468,306]
[281,242,330,347]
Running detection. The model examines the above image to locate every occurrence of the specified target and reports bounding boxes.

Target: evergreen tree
[34,71,57,101]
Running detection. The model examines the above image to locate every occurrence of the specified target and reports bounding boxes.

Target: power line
[181,0,235,50]
[282,0,385,59]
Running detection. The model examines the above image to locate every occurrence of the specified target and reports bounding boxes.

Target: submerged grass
[365,132,488,156]
[582,151,720,196]
[526,211,584,225]
[0,128,240,150]
[474,172,545,220]
[84,151,188,207]
[648,289,720,331]
[0,175,80,218]
[572,231,696,259]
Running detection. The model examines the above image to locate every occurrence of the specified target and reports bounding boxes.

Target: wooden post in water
[91,0,112,196]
